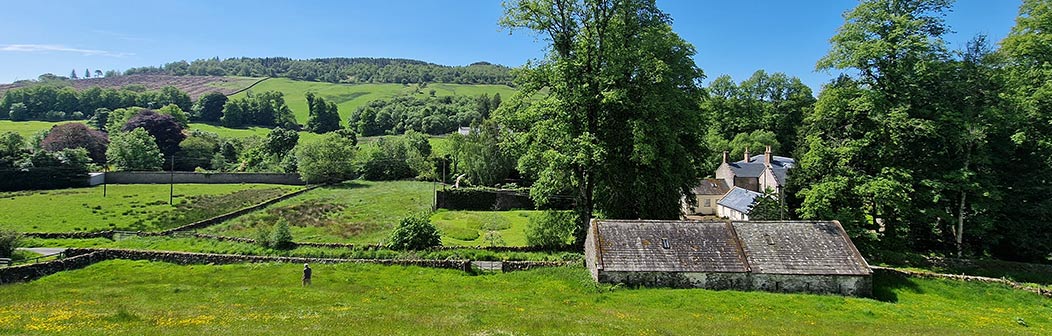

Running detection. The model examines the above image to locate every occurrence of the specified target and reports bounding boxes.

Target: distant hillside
[0,75,263,100]
[232,78,518,123]
[123,57,516,86]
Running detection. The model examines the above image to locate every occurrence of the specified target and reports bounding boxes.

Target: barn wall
[597,271,750,290]
[750,274,872,297]
[594,270,872,297]
[584,221,600,281]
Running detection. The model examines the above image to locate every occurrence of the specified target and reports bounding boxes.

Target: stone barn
[584,219,872,296]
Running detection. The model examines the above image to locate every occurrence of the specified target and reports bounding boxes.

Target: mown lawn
[203,181,434,244]
[0,260,1047,335]
[432,210,537,246]
[0,184,299,232]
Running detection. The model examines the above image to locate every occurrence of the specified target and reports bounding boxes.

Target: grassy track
[0,260,1047,335]
[0,184,299,232]
[230,78,517,123]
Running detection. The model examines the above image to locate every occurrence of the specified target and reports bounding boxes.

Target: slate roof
[593,220,749,273]
[691,178,730,196]
[732,221,871,276]
[717,187,761,214]
[727,155,796,185]
[590,219,871,276]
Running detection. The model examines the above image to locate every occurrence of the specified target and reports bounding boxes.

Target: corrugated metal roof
[691,178,729,196]
[717,187,761,213]
[594,220,749,273]
[732,221,871,276]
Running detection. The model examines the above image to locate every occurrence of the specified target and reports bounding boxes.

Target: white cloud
[0,44,133,57]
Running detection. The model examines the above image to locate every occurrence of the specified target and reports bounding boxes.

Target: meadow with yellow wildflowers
[0,260,1047,335]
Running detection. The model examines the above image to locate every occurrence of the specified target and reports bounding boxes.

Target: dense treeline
[123,57,516,85]
[782,0,1052,263]
[0,85,191,122]
[350,93,502,136]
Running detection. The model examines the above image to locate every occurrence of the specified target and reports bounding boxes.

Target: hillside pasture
[202,181,434,244]
[0,260,1047,335]
[0,75,262,100]
[230,78,517,123]
[431,210,536,246]
[0,184,299,233]
[0,120,78,137]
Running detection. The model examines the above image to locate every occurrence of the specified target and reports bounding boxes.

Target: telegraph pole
[169,154,175,205]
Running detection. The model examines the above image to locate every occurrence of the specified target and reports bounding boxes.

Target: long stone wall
[103,171,305,185]
[0,252,107,284]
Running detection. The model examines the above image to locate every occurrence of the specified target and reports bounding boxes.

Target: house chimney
[722,151,729,164]
[743,147,750,162]
[764,145,772,167]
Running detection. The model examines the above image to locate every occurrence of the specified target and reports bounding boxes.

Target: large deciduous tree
[106,127,163,171]
[296,133,357,184]
[500,0,706,245]
[40,123,109,164]
[121,110,186,157]
[305,92,342,134]
[192,92,229,123]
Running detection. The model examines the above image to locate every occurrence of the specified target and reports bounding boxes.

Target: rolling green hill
[230,78,518,124]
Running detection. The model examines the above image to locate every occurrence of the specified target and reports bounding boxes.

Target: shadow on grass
[324,181,370,190]
[872,271,923,303]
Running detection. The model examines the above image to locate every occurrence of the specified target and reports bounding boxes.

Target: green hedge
[0,167,89,191]
[436,188,573,211]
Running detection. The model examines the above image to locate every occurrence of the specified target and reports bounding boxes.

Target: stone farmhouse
[683,146,795,219]
[584,219,872,296]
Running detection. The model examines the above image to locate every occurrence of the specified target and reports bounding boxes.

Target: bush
[388,212,441,250]
[525,210,577,249]
[0,230,22,258]
[270,219,294,249]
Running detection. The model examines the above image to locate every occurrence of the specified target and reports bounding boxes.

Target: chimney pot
[743,147,750,162]
[722,151,729,164]
[765,145,772,166]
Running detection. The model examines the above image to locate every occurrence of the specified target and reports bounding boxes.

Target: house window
[703,199,711,207]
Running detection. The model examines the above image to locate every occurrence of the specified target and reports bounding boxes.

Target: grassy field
[0,120,83,137]
[230,78,518,123]
[21,236,579,262]
[0,184,299,232]
[432,210,537,246]
[0,260,1047,335]
[203,181,434,244]
[201,181,534,246]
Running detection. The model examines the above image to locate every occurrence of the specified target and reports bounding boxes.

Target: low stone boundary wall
[871,266,1052,298]
[502,260,577,272]
[103,171,305,185]
[24,186,317,239]
[0,252,107,284]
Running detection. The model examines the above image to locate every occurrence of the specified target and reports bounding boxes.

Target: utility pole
[169,154,175,205]
[103,158,108,197]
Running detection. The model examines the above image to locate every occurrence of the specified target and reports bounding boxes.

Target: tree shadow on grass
[323,181,370,190]
[871,271,923,303]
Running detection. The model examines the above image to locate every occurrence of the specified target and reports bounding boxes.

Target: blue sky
[0,0,1022,92]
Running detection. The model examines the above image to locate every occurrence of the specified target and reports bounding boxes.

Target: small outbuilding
[716,187,761,220]
[584,219,872,296]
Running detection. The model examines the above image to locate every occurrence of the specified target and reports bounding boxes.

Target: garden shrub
[270,219,294,249]
[525,210,577,249]
[0,230,22,258]
[388,212,441,250]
